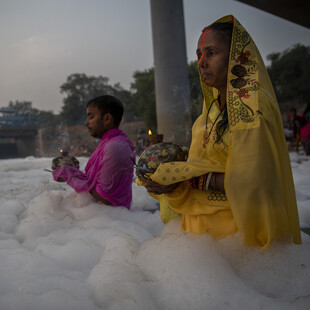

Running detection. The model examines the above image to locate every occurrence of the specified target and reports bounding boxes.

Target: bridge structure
[0,109,38,158]
[235,0,310,29]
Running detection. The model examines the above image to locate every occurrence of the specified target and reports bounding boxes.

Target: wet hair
[215,103,229,145]
[202,22,233,145]
[87,95,124,127]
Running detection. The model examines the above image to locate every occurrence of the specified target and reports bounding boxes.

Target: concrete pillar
[150,0,191,146]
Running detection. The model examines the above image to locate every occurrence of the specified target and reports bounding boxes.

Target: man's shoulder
[105,137,132,153]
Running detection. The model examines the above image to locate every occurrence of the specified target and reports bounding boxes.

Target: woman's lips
[202,72,211,79]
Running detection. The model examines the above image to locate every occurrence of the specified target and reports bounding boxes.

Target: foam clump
[87,234,158,310]
[0,199,25,235]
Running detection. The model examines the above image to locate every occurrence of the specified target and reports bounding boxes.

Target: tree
[130,68,157,131]
[188,61,203,122]
[130,62,204,131]
[37,110,60,127]
[60,73,113,125]
[267,44,310,104]
[60,73,133,125]
[112,82,135,123]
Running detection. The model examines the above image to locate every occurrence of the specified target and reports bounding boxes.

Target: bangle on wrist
[205,172,213,190]
[210,173,216,190]
[213,173,217,190]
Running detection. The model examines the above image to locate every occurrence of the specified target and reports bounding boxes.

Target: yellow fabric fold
[152,15,301,247]
[135,177,180,223]
[164,182,237,238]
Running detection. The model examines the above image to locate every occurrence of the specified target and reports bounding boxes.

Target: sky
[0,0,310,113]
[0,153,309,309]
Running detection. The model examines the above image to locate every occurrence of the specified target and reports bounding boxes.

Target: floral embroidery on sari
[227,19,260,127]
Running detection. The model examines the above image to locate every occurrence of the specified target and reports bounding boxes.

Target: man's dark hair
[87,95,124,127]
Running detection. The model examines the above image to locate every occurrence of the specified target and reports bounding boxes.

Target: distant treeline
[3,44,309,132]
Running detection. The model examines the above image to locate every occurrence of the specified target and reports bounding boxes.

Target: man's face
[85,105,106,138]
[196,30,230,91]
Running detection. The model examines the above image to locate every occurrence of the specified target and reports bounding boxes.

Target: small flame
[148,130,152,135]
[60,149,63,153]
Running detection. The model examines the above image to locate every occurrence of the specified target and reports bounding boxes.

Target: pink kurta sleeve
[52,165,96,192]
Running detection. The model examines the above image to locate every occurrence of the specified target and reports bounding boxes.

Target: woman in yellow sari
[142,15,301,247]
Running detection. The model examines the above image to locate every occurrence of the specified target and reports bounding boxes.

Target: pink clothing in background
[301,122,310,140]
[53,128,135,209]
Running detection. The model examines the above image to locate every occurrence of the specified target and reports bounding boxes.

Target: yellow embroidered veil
[150,15,301,247]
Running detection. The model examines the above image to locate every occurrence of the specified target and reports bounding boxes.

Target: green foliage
[60,73,111,125]
[267,44,310,103]
[130,68,157,131]
[60,73,132,125]
[188,61,203,122]
[130,62,204,131]
[112,83,135,122]
[37,110,61,127]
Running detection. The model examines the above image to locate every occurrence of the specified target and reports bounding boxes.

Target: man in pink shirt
[53,95,135,209]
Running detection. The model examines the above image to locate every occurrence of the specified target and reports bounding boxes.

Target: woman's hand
[140,176,179,195]
[185,172,226,194]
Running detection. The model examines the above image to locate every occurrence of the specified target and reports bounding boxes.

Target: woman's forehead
[198,31,217,47]
[197,31,229,50]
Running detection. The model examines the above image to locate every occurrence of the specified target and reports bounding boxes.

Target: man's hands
[55,177,65,182]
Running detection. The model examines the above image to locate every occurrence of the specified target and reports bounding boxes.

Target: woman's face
[196,30,230,91]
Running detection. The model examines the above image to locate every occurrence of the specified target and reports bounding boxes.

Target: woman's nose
[198,52,208,67]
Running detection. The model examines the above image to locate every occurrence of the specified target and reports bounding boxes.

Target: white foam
[0,156,309,309]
